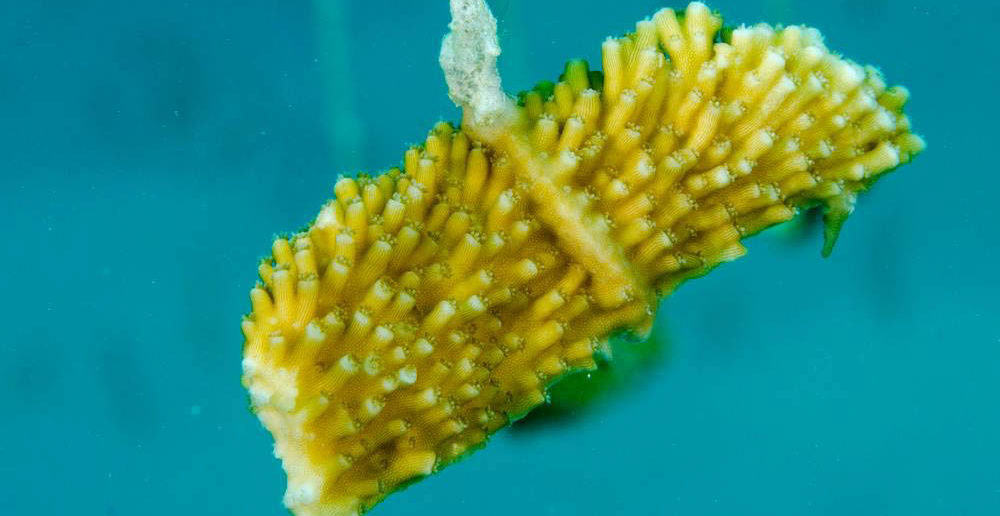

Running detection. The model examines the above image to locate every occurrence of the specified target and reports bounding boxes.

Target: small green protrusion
[718,25,735,44]
[562,59,591,94]
[821,192,857,257]
[517,89,545,112]
[533,80,555,99]
[588,70,605,92]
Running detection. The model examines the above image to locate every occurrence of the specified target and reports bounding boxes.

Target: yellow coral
[241,2,924,515]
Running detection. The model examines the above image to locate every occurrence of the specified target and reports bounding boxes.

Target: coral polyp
[241,2,923,514]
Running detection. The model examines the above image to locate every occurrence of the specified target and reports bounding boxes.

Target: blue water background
[2,0,997,514]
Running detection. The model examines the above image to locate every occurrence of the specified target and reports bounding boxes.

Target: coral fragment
[243,2,923,515]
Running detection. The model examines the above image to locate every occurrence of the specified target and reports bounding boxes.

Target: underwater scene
[2,0,998,514]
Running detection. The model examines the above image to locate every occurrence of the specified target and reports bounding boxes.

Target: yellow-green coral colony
[241,3,923,515]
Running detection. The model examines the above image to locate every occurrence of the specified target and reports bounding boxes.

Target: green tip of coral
[821,193,857,257]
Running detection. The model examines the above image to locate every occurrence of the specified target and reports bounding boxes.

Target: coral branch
[243,3,924,515]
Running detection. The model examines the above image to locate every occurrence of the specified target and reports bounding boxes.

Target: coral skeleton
[241,2,924,514]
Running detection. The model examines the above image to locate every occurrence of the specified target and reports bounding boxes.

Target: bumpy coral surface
[241,3,923,515]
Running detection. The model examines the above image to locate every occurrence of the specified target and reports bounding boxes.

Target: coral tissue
[241,2,923,514]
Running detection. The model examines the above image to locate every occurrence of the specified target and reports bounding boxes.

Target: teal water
[2,1,997,514]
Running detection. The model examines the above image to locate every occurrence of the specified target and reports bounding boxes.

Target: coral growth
[241,2,923,514]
